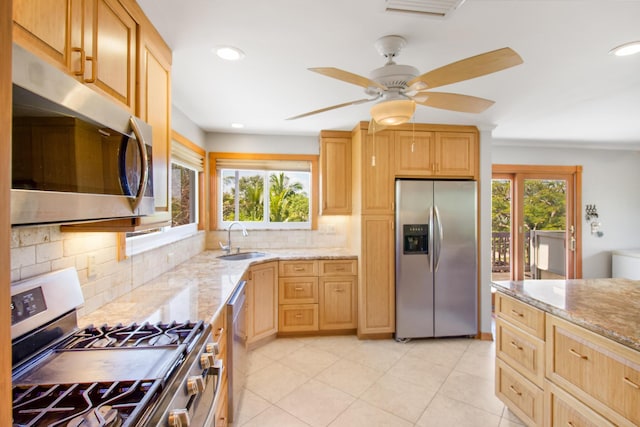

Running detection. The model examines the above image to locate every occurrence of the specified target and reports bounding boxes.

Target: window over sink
[210,153,319,231]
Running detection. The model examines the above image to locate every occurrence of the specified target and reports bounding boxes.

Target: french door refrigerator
[395,179,477,339]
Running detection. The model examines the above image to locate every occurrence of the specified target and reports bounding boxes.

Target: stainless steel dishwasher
[226,280,247,424]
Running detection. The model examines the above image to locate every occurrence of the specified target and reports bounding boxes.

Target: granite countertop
[492,278,640,352]
[78,249,357,327]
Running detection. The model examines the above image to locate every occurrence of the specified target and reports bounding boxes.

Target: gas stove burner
[13,380,162,427]
[64,321,204,350]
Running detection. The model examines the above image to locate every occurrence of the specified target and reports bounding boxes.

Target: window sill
[126,223,201,257]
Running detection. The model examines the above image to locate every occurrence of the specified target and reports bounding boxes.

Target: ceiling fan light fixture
[370,99,416,126]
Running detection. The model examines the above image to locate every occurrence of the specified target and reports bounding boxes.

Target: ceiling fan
[287,35,523,128]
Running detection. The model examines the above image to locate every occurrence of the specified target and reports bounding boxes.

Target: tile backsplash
[10,225,206,318]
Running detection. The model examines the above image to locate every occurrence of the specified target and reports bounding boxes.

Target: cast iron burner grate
[13,379,163,427]
[62,320,204,350]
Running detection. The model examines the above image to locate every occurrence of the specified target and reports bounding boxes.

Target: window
[123,131,205,257]
[210,153,319,230]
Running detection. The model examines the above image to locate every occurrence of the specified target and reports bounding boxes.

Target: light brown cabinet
[137,19,172,217]
[494,291,640,427]
[14,0,137,112]
[495,293,545,426]
[247,261,278,344]
[320,131,352,215]
[546,314,640,426]
[359,215,395,335]
[211,306,228,427]
[394,130,477,178]
[278,259,358,333]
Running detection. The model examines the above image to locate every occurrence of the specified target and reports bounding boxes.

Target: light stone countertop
[78,249,357,327]
[492,278,640,352]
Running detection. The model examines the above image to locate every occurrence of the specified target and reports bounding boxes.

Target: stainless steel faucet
[219,221,248,254]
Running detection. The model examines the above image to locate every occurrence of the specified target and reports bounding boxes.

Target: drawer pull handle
[336,267,345,271]
[508,385,522,396]
[567,422,576,427]
[295,314,303,318]
[623,377,640,389]
[334,288,345,293]
[510,309,524,317]
[294,287,303,291]
[509,341,523,351]
[293,267,304,271]
[569,348,588,360]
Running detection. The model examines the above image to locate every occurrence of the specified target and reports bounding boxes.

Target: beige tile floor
[234,335,526,426]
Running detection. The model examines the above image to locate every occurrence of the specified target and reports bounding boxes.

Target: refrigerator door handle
[428,206,434,272]
[434,205,443,272]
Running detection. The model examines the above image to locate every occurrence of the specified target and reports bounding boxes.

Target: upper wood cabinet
[14,0,138,112]
[319,131,352,215]
[137,17,172,216]
[13,0,69,69]
[394,130,477,178]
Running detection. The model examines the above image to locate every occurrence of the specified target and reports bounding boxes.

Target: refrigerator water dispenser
[403,224,428,254]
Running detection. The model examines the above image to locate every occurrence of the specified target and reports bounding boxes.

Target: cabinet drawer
[278,277,318,304]
[496,318,545,387]
[545,380,614,427]
[496,358,543,426]
[279,260,318,277]
[496,293,545,339]
[319,260,357,276]
[278,304,319,332]
[546,315,640,426]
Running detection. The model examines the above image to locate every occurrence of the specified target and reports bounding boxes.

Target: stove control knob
[200,352,215,369]
[187,375,205,395]
[168,408,190,427]
[205,342,220,355]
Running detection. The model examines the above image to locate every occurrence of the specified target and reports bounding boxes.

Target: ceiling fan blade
[286,97,378,120]
[407,47,523,90]
[309,67,387,91]
[413,92,495,113]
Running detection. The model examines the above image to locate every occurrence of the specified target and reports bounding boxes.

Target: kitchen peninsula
[492,278,640,426]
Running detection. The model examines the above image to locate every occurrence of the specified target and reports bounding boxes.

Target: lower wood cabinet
[494,291,640,427]
[278,259,357,334]
[211,307,228,426]
[247,261,278,344]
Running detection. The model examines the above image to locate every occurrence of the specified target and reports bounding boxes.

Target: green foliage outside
[223,170,309,223]
[492,179,566,232]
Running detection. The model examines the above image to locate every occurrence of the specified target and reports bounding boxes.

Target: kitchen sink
[217,251,266,261]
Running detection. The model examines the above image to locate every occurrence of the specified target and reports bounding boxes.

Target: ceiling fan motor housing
[368,63,419,92]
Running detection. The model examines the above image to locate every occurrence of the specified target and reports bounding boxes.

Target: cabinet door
[247,261,278,344]
[319,276,357,330]
[394,131,434,176]
[359,215,395,334]
[434,132,477,178]
[362,131,394,214]
[13,0,69,69]
[138,24,171,215]
[320,136,352,215]
[92,0,137,111]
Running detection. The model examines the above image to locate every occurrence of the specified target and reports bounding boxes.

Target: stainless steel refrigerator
[395,179,477,339]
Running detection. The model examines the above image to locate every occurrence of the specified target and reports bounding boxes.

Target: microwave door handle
[127,117,149,212]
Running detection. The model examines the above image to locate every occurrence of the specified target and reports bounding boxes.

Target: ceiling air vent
[385,0,467,18]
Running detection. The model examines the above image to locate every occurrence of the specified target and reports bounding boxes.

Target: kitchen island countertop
[492,278,640,352]
[79,249,357,327]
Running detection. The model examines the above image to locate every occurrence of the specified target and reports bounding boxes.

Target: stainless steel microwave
[11,43,155,226]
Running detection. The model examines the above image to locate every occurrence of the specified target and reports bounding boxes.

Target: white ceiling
[138,0,640,147]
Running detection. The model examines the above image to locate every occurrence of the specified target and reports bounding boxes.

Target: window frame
[209,152,319,231]
[119,131,206,259]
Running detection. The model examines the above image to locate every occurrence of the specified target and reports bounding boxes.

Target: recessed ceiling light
[231,123,244,129]
[609,41,640,57]
[215,46,245,61]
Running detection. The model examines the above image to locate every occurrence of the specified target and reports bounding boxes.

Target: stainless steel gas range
[11,268,224,427]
